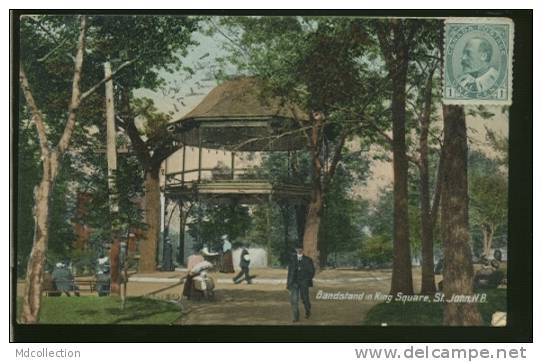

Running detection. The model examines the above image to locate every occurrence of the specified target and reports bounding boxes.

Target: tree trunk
[481,224,495,258]
[280,204,291,266]
[303,118,325,272]
[303,186,323,272]
[301,113,325,272]
[389,51,413,295]
[419,67,437,294]
[291,151,307,247]
[420,150,436,294]
[441,105,482,326]
[295,204,307,245]
[420,191,436,294]
[21,155,57,323]
[110,239,121,294]
[482,228,489,258]
[139,166,161,273]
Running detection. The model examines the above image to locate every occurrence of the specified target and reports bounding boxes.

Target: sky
[133,20,510,203]
[133,29,229,121]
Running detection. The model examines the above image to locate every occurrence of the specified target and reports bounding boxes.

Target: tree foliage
[17,15,200,274]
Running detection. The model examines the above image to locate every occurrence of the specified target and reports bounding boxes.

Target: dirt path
[17,268,431,325]
[176,268,396,325]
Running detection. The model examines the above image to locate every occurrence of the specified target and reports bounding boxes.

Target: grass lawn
[16,296,182,324]
[364,288,506,326]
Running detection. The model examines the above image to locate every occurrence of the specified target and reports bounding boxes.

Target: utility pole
[104,61,122,298]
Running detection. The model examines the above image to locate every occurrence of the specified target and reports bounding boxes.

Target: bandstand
[162,77,311,266]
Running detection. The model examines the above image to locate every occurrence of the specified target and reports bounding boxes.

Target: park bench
[42,273,97,296]
[75,278,97,293]
[43,274,61,297]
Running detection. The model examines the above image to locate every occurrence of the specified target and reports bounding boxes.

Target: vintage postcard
[11,11,531,342]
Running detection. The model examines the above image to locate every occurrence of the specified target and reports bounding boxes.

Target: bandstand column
[181,144,186,185]
[198,127,202,182]
[162,158,169,266]
[231,151,236,180]
[178,200,185,265]
[266,194,272,267]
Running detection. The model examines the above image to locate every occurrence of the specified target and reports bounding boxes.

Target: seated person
[183,260,214,299]
[95,256,111,296]
[52,262,79,296]
[211,161,232,180]
[473,250,504,290]
[434,258,444,275]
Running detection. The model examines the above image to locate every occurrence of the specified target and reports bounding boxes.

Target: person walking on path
[233,248,252,284]
[287,246,315,322]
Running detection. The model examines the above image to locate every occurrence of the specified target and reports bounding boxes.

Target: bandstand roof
[167,77,309,152]
[165,179,311,204]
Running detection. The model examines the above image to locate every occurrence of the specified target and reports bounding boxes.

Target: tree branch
[56,15,87,155]
[407,153,421,168]
[288,105,312,148]
[375,22,395,67]
[367,117,393,145]
[406,99,422,121]
[37,37,69,63]
[80,58,138,102]
[117,89,152,168]
[405,21,421,46]
[366,117,420,167]
[209,18,250,59]
[150,142,180,167]
[118,115,152,168]
[323,129,348,190]
[19,64,50,156]
[430,150,444,228]
[230,125,313,152]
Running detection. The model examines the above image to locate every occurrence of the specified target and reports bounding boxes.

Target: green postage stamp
[443,18,514,105]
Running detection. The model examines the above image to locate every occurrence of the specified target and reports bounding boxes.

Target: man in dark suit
[287,246,315,322]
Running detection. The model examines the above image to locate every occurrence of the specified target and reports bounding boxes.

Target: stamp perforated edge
[442,17,515,106]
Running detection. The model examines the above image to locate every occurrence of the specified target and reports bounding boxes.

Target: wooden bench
[75,278,97,293]
[43,273,97,296]
[43,273,61,297]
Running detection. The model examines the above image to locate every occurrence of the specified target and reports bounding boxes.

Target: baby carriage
[182,260,216,301]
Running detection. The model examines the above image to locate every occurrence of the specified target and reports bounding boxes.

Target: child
[233,248,252,284]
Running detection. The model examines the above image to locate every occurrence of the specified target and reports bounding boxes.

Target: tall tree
[216,17,378,270]
[18,14,198,322]
[16,117,41,276]
[116,97,179,272]
[469,151,508,258]
[375,19,420,295]
[410,57,442,294]
[440,105,482,325]
[18,15,99,324]
[18,15,124,322]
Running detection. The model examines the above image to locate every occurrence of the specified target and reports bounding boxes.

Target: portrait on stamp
[444,18,514,105]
